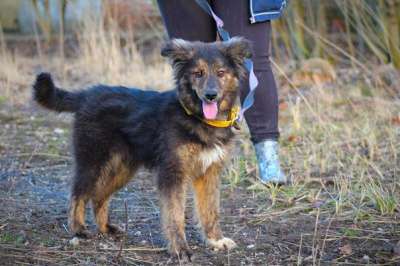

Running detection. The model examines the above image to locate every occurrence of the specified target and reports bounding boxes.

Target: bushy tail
[33,73,81,113]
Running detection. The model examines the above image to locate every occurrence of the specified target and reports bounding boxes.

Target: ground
[0,76,399,265]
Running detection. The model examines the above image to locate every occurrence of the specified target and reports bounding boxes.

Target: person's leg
[212,1,286,184]
[157,0,216,42]
[212,0,278,141]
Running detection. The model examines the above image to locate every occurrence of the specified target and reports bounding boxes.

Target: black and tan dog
[33,37,251,258]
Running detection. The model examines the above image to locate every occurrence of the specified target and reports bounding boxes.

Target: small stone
[98,256,107,262]
[247,244,255,249]
[54,128,64,134]
[69,237,79,247]
[134,231,141,236]
[99,242,110,249]
[362,255,370,263]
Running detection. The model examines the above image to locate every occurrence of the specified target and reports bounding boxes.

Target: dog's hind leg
[69,186,90,238]
[92,154,135,235]
[69,158,109,238]
[192,164,237,251]
[92,196,122,235]
[158,172,192,260]
[92,183,130,235]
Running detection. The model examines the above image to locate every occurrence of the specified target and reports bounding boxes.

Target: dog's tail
[33,72,82,113]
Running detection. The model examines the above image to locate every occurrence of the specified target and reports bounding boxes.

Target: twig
[0,223,8,230]
[116,200,128,259]
[102,247,166,252]
[297,233,303,266]
[124,256,155,265]
[312,207,321,266]
[15,152,71,159]
[318,216,333,266]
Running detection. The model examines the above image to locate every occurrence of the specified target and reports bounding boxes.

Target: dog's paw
[168,240,193,262]
[98,224,124,240]
[106,224,124,235]
[207,237,237,251]
[171,248,193,263]
[74,228,92,239]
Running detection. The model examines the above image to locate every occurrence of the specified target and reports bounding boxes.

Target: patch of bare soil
[0,104,399,265]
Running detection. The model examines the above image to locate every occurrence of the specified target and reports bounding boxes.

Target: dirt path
[0,104,399,265]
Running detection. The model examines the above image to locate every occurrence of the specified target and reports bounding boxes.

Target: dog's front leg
[158,171,192,260]
[192,164,237,251]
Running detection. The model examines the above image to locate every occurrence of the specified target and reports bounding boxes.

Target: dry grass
[0,3,399,265]
[273,0,400,69]
[0,10,172,106]
[75,13,172,89]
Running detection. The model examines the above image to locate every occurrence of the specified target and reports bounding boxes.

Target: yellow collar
[179,100,240,129]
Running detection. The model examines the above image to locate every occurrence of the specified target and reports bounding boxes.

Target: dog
[32,37,251,258]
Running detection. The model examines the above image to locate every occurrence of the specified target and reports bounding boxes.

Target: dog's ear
[220,37,252,78]
[221,37,252,64]
[161,39,194,63]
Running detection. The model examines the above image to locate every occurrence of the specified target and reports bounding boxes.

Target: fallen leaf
[279,101,288,110]
[391,116,400,126]
[287,135,300,143]
[339,244,352,256]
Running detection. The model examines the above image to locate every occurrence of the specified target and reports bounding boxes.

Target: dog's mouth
[201,100,218,120]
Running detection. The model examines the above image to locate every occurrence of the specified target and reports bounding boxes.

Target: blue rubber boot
[254,140,287,185]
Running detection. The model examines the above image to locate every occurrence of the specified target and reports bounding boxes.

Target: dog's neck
[178,98,240,129]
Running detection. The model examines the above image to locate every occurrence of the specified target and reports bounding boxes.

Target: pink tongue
[202,101,218,119]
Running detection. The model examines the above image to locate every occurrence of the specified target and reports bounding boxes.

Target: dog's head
[161,37,252,120]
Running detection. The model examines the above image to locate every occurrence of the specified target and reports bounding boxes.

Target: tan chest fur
[177,143,228,178]
[198,144,226,172]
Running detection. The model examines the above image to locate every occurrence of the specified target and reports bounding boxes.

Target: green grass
[0,232,25,246]
[0,95,7,106]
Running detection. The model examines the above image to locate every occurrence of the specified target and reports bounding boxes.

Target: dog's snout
[205,91,218,101]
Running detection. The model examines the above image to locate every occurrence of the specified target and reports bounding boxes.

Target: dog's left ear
[221,37,252,78]
[222,37,253,64]
[161,39,194,64]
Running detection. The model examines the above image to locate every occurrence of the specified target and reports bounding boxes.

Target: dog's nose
[205,91,218,101]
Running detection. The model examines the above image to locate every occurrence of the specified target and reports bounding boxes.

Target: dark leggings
[157,0,279,142]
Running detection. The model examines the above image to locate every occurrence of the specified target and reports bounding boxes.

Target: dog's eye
[193,70,204,78]
[217,70,225,78]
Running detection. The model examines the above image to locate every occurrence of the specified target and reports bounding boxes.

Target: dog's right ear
[161,39,194,63]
